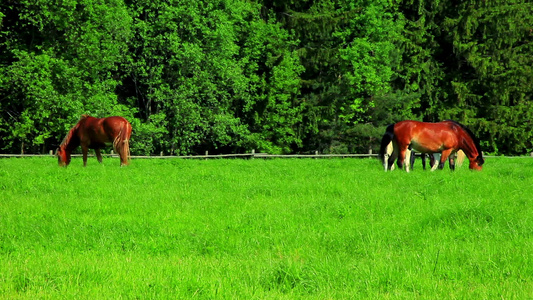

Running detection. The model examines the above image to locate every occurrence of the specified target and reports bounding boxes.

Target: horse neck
[60,127,80,152]
[458,132,480,160]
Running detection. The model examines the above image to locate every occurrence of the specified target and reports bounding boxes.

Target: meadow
[0,156,532,299]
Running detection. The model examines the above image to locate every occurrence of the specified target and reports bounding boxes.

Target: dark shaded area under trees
[1,0,531,155]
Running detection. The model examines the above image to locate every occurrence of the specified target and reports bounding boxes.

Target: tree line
[1,0,532,156]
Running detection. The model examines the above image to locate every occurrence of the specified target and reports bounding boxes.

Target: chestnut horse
[379,120,483,171]
[56,115,132,167]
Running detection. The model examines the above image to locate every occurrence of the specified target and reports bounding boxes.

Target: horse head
[447,120,483,171]
[468,155,484,171]
[56,147,71,167]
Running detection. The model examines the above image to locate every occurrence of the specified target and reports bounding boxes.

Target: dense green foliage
[1,157,533,297]
[1,0,531,155]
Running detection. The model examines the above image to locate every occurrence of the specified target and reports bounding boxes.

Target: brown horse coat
[380,120,483,171]
[57,115,132,166]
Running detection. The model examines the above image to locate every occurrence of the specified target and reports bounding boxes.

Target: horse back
[393,120,459,152]
[78,116,131,147]
[102,116,131,137]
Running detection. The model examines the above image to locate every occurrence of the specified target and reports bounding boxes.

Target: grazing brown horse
[56,115,132,167]
[380,120,483,171]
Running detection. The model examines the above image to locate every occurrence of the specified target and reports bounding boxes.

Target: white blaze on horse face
[469,160,483,170]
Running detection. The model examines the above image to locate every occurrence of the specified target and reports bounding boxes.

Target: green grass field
[1,156,532,298]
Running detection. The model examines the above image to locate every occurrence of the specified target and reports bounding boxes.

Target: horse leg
[410,152,416,171]
[439,150,453,170]
[448,153,456,171]
[387,142,398,171]
[383,145,391,171]
[404,148,412,172]
[119,148,127,166]
[81,145,89,167]
[430,154,439,171]
[117,140,129,167]
[396,147,409,172]
[95,148,103,164]
[388,155,396,171]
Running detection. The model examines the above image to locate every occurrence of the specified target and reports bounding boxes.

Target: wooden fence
[0,149,378,159]
[1,150,531,159]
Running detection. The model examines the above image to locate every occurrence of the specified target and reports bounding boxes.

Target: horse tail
[124,121,131,161]
[113,119,132,165]
[379,124,395,167]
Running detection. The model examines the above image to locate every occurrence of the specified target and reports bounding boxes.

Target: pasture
[1,156,532,298]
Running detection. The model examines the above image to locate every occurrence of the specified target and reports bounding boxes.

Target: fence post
[49,150,54,156]
[160,151,164,156]
[315,150,318,159]
[205,150,209,160]
[251,149,255,159]
[111,150,114,155]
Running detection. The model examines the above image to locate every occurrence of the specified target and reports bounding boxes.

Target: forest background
[0,0,531,156]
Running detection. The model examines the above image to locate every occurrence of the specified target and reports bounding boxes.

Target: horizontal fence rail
[1,151,532,159]
[0,152,378,159]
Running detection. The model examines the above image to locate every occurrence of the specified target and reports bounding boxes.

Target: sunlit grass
[1,156,532,298]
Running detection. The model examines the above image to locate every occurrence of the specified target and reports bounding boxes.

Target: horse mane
[59,115,88,149]
[444,120,484,163]
[59,125,78,149]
